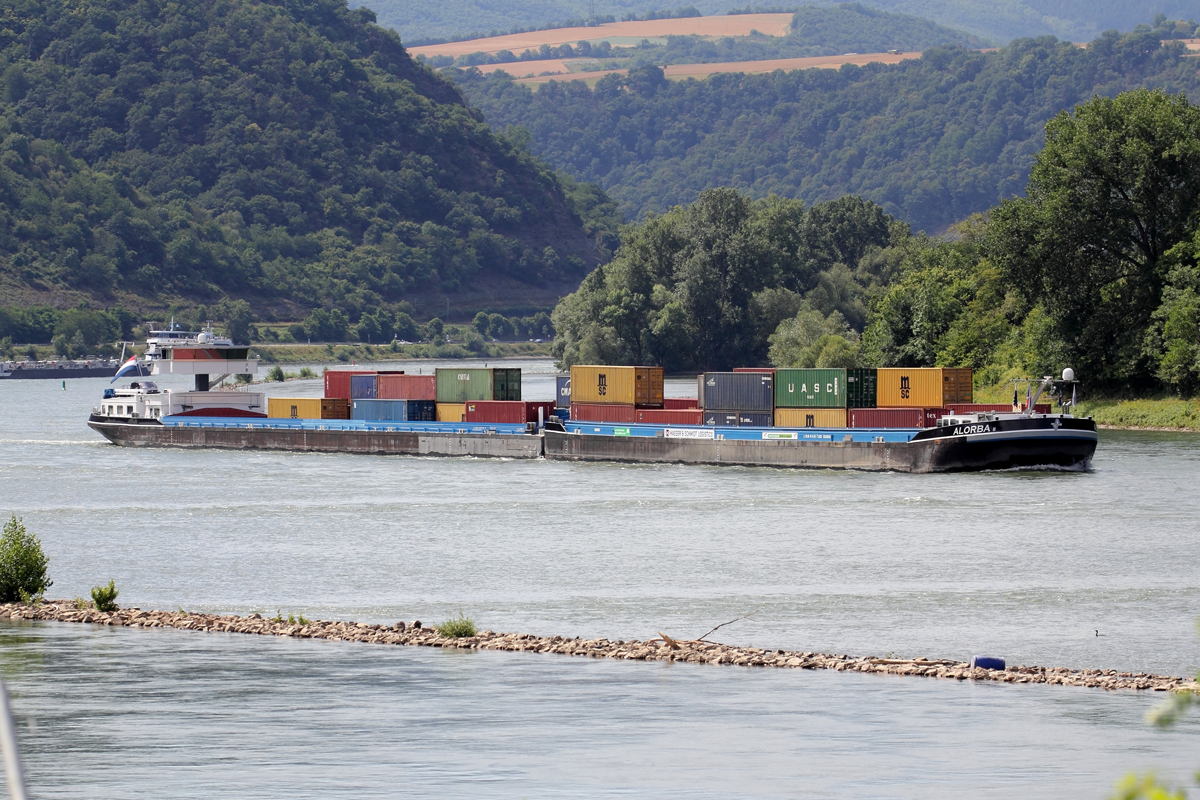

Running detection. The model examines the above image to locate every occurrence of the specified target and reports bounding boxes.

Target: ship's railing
[563,422,919,443]
[161,417,528,435]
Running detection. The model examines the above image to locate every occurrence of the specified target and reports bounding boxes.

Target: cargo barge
[3,358,122,379]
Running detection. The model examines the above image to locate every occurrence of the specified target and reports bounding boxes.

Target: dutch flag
[111,355,141,383]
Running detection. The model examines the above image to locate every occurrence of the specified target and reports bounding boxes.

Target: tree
[988,89,1200,386]
[0,515,51,602]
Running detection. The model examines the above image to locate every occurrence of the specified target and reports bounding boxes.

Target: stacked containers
[555,375,571,409]
[569,366,664,422]
[492,368,522,402]
[773,368,848,428]
[700,372,774,427]
[876,368,972,407]
[436,368,493,423]
[321,398,350,419]
[849,407,945,428]
[465,400,556,424]
[324,370,377,401]
[350,374,378,400]
[636,408,704,425]
[846,368,877,408]
[268,398,322,419]
[663,398,698,410]
[775,408,848,427]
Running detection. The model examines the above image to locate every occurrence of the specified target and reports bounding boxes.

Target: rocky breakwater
[3,602,1197,694]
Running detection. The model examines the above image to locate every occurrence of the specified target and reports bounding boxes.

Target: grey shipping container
[350,374,377,399]
[493,368,522,401]
[847,368,878,408]
[703,410,774,427]
[700,372,774,412]
[555,375,571,409]
[351,399,436,421]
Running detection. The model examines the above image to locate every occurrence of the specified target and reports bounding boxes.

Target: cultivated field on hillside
[409,14,794,58]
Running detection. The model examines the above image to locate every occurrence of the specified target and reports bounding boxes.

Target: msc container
[635,408,704,425]
[703,410,774,427]
[700,372,774,413]
[492,368,522,402]
[848,407,945,428]
[662,398,698,410]
[350,374,378,399]
[323,370,375,401]
[435,368,493,403]
[570,366,663,406]
[570,402,636,423]
[877,367,973,407]
[436,402,466,422]
[846,368,877,408]
[774,368,847,409]
[555,375,571,409]
[321,398,350,419]
[774,408,848,428]
[378,374,436,401]
[268,397,323,419]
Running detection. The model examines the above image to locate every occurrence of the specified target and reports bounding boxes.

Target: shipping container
[492,368,522,401]
[774,368,847,408]
[733,367,776,373]
[555,375,571,409]
[848,407,945,428]
[378,374,436,401]
[268,397,323,419]
[465,400,525,424]
[700,372,774,412]
[703,410,774,427]
[435,368,493,403]
[663,398,698,410]
[351,399,436,421]
[321,398,350,420]
[570,402,636,423]
[436,402,466,423]
[350,374,378,399]
[570,366,664,406]
[846,368,877,408]
[525,401,557,424]
[876,368,973,407]
[323,370,375,400]
[635,408,704,425]
[774,408,848,428]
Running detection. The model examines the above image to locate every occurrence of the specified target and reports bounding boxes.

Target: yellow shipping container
[774,408,848,428]
[876,368,973,407]
[267,397,323,419]
[570,365,664,406]
[436,403,466,422]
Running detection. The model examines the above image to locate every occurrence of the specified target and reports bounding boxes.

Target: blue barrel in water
[971,656,1006,671]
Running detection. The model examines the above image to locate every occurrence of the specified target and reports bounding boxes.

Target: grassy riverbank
[1072,398,1200,431]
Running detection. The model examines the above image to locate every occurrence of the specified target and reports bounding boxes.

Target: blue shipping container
[351,399,436,421]
[700,373,774,412]
[555,375,571,409]
[703,410,774,427]
[350,374,378,399]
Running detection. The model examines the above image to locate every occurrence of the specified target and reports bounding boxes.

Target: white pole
[0,681,29,800]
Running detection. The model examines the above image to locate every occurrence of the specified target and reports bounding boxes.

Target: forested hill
[456,26,1200,233]
[0,0,613,319]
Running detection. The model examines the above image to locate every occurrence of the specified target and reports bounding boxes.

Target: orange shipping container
[436,403,466,422]
[570,366,663,406]
[774,408,848,428]
[876,368,972,407]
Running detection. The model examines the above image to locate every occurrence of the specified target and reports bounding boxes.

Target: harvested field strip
[5,602,1197,694]
[512,51,922,84]
[409,14,794,58]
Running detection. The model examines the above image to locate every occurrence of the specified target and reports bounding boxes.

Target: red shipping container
[465,401,525,423]
[571,402,636,423]
[635,408,704,425]
[662,398,699,409]
[324,370,376,401]
[378,374,436,401]
[733,367,777,373]
[849,407,946,429]
[524,401,557,423]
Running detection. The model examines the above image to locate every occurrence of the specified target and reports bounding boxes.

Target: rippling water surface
[1,359,1198,797]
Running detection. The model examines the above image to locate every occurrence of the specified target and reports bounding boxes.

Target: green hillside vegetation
[433,4,985,68]
[365,0,1200,48]
[457,24,1200,233]
[0,0,615,324]
[553,89,1200,398]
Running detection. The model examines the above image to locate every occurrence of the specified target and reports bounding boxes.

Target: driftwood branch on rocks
[1,602,1196,694]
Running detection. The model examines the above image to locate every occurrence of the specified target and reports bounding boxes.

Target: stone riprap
[3,602,1196,693]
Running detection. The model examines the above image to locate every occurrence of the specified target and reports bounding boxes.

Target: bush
[298,367,316,379]
[437,612,477,638]
[0,515,51,602]
[90,580,119,612]
[266,365,285,382]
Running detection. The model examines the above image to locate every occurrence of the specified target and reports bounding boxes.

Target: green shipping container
[435,368,493,403]
[847,368,877,408]
[774,368,847,408]
[492,368,522,401]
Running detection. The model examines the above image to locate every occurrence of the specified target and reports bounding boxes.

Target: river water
[1,358,1198,797]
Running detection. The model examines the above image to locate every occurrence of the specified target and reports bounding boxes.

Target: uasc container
[635,408,704,425]
[570,402,636,423]
[700,372,774,412]
[378,374,436,401]
[436,402,466,423]
[555,375,571,409]
[435,368,493,403]
[350,374,378,400]
[876,368,972,407]
[846,368,877,408]
[570,366,663,407]
[703,410,773,427]
[321,398,350,419]
[492,368,522,402]
[774,408,848,428]
[268,397,322,419]
[774,368,846,408]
